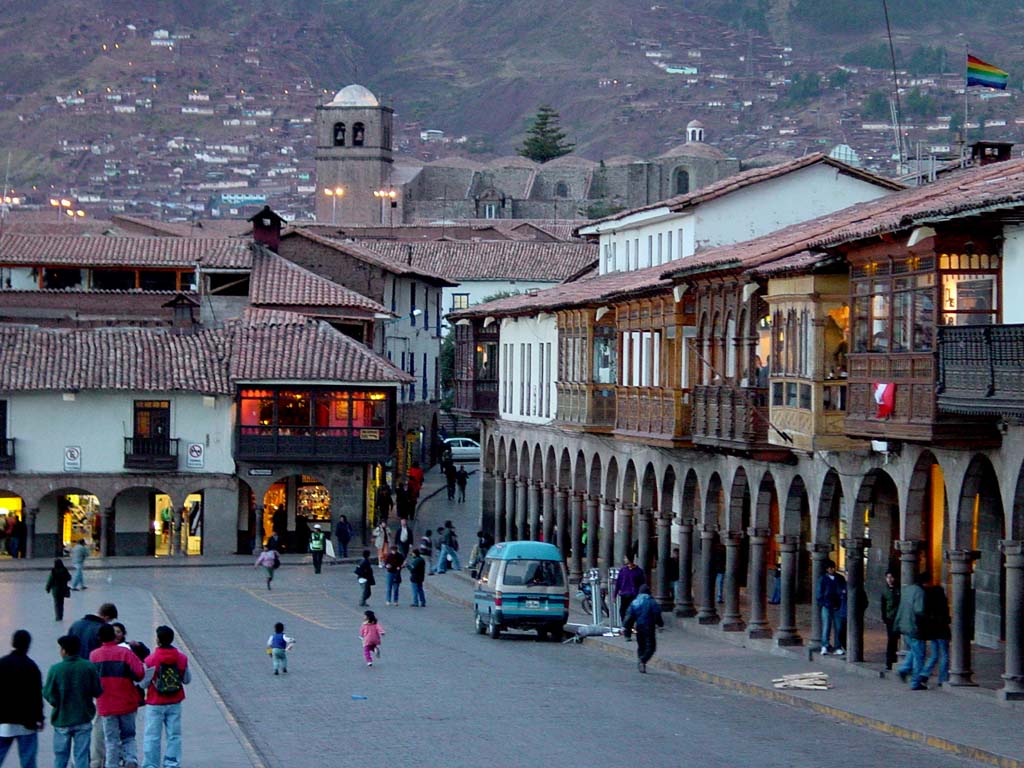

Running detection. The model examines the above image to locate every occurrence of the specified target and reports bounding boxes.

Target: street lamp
[323,185,344,225]
[373,187,398,227]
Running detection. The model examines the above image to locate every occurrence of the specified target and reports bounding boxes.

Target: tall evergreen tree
[517,105,575,163]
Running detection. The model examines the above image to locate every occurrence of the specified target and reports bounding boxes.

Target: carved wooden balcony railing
[235,427,390,463]
[124,437,179,471]
[692,385,769,450]
[937,324,1024,417]
[613,386,691,442]
[453,379,499,419]
[555,383,615,430]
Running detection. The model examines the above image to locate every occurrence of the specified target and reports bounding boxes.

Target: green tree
[861,91,890,120]
[829,69,852,89]
[517,105,575,163]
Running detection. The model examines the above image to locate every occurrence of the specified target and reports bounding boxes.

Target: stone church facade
[315,84,741,226]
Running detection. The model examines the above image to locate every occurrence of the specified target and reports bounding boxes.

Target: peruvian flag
[873,383,895,419]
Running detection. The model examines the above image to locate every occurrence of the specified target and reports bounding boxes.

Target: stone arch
[782,475,808,539]
[905,450,947,582]
[507,441,519,481]
[37,486,105,559]
[956,453,1006,647]
[816,469,844,547]
[640,463,658,512]
[518,440,531,480]
[485,434,497,472]
[660,465,676,519]
[558,448,572,490]
[544,445,557,486]
[588,454,603,497]
[728,466,751,533]
[531,445,544,485]
[496,436,507,474]
[854,468,900,591]
[352,122,365,146]
[681,469,701,522]
[753,470,779,532]
[622,460,639,508]
[673,167,690,195]
[554,181,569,198]
[1012,460,1024,541]
[574,451,588,493]
[605,457,620,501]
[705,472,724,528]
[333,121,346,146]
[112,483,174,557]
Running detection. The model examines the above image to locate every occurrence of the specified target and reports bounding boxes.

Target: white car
[444,437,481,462]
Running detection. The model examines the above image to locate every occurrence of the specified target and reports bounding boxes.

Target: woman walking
[373,520,390,568]
[45,558,73,620]
[254,544,280,590]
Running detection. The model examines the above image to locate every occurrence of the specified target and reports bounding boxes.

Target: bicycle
[576,579,610,617]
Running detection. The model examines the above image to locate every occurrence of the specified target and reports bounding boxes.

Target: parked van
[473,541,569,640]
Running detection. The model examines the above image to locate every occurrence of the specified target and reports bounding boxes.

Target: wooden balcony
[613,386,691,444]
[692,385,779,455]
[124,437,179,471]
[452,379,499,419]
[844,352,999,446]
[555,383,615,431]
[937,324,1024,417]
[235,427,390,463]
[0,439,14,471]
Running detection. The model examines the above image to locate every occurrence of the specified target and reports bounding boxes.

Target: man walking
[0,630,44,768]
[140,626,190,768]
[880,571,901,670]
[90,625,144,768]
[920,581,951,687]
[406,548,427,607]
[334,515,353,559]
[615,557,646,626]
[894,571,928,690]
[69,540,89,591]
[384,547,405,606]
[623,585,664,673]
[445,462,457,501]
[309,524,326,574]
[816,560,846,656]
[456,465,469,503]
[393,518,413,558]
[68,604,117,768]
[43,635,102,768]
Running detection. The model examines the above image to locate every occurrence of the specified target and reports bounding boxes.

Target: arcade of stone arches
[480,427,1024,700]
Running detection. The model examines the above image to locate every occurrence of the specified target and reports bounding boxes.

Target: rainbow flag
[967,54,1009,89]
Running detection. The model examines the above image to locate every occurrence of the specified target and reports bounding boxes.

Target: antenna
[882,0,906,173]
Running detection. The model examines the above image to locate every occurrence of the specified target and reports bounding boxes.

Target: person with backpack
[254,544,279,591]
[140,626,190,768]
[89,624,144,768]
[266,623,294,676]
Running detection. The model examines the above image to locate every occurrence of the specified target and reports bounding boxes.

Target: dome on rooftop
[327,84,379,107]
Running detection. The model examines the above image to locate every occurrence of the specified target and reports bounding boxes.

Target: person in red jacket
[140,626,190,768]
[89,624,144,768]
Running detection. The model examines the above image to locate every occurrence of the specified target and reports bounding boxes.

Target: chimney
[971,141,1014,167]
[248,205,285,252]
[162,293,200,333]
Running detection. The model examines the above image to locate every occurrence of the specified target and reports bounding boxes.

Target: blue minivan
[473,541,569,641]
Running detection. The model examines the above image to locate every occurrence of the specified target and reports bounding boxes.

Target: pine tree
[517,105,575,163]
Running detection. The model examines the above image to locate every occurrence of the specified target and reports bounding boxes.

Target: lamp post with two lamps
[323,185,345,225]
[373,187,398,228]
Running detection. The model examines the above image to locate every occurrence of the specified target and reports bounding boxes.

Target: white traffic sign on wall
[186,442,205,469]
[63,446,81,472]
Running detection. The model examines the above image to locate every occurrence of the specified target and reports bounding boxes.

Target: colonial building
[315,85,742,226]
[451,149,1024,700]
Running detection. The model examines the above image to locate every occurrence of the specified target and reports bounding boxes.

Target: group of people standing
[0,513,27,559]
[0,601,190,768]
[887,571,951,690]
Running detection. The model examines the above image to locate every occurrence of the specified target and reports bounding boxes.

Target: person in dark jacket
[395,480,416,521]
[334,515,353,559]
[0,630,44,767]
[920,582,951,686]
[880,571,901,670]
[444,462,457,501]
[384,548,405,606]
[615,557,646,626]
[355,550,376,607]
[623,586,664,673]
[894,571,928,690]
[67,603,118,660]
[375,482,393,525]
[456,466,469,503]
[46,560,73,621]
[406,549,427,607]
[43,635,102,768]
[816,561,846,655]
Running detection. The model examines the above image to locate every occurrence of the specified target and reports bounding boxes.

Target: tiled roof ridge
[249,249,389,313]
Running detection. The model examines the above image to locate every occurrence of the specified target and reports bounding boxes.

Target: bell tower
[315,84,394,225]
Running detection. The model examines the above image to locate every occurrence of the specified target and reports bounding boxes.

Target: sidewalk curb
[426,573,1021,768]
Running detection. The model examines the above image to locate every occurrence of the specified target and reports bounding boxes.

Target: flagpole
[963,42,969,166]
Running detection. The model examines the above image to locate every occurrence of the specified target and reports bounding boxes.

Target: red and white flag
[873,382,895,419]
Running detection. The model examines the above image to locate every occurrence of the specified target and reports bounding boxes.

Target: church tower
[315,84,394,225]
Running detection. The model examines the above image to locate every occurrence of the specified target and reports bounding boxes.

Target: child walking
[359,610,385,667]
[267,621,294,675]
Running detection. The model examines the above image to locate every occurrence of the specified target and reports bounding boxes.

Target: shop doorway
[262,475,331,552]
[0,492,25,558]
[59,494,101,555]
[152,492,204,556]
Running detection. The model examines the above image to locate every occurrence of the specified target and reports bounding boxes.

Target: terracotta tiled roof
[0,234,253,269]
[357,240,598,282]
[231,309,412,384]
[249,250,388,314]
[111,215,253,238]
[0,310,410,394]
[279,229,457,285]
[580,153,904,231]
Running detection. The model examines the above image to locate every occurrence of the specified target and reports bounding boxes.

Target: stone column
[480,468,496,538]
[555,488,569,559]
[675,517,697,618]
[528,481,542,542]
[494,473,507,543]
[636,507,653,576]
[26,508,38,560]
[697,526,720,625]
[599,500,616,578]
[613,503,633,567]
[541,484,555,544]
[569,492,585,582]
[843,537,870,662]
[999,540,1024,701]
[747,527,771,638]
[808,543,833,648]
[585,495,600,569]
[99,507,112,558]
[946,549,981,686]
[504,475,517,541]
[897,539,923,591]
[722,531,745,632]
[515,478,528,541]
[775,535,802,646]
[655,511,673,610]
